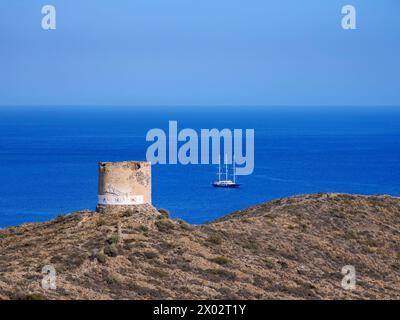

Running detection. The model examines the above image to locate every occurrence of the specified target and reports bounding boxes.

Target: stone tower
[96,161,152,213]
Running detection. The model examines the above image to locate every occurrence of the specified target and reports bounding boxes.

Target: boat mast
[217,155,222,182]
[225,153,228,181]
[233,154,236,184]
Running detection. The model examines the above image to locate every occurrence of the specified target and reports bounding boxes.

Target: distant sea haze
[0,106,399,227]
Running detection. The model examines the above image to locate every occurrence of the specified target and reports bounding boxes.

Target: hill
[0,193,399,299]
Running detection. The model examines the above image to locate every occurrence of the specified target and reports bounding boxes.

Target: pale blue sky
[0,0,399,107]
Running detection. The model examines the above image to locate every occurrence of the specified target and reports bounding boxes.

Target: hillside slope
[0,193,399,299]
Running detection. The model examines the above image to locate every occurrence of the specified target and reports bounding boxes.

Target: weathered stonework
[96,161,151,213]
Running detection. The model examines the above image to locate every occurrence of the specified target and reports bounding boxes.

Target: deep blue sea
[0,106,399,227]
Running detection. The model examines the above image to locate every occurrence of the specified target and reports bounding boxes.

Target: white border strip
[98,194,144,205]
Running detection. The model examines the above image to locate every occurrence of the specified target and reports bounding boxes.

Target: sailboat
[212,154,240,188]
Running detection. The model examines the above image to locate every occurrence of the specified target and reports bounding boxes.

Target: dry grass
[0,194,399,300]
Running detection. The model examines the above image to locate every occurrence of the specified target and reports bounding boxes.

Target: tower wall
[96,161,151,213]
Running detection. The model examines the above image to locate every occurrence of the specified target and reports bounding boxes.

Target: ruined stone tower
[96,161,151,213]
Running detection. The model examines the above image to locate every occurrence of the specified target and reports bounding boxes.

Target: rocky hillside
[0,193,399,300]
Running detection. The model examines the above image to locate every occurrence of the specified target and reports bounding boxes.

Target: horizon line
[1,105,400,109]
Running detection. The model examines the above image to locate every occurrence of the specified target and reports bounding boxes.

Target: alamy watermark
[41,4,357,31]
[341,5,357,30]
[41,264,57,290]
[41,5,56,30]
[146,121,254,176]
[341,265,356,290]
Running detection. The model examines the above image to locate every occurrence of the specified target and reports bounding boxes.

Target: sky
[0,0,399,107]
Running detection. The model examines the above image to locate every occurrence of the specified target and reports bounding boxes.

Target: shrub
[253,275,266,288]
[177,219,194,231]
[157,208,170,219]
[206,234,222,245]
[105,275,119,286]
[155,220,174,233]
[345,230,358,240]
[217,287,239,300]
[143,250,159,260]
[104,244,119,257]
[300,223,308,230]
[263,258,275,268]
[210,256,230,265]
[276,260,288,269]
[147,267,168,278]
[54,214,67,223]
[202,268,237,282]
[24,293,47,300]
[122,209,135,217]
[49,255,64,264]
[67,252,87,269]
[96,253,107,264]
[96,218,106,227]
[391,262,400,271]
[127,282,168,298]
[138,225,149,233]
[157,241,176,252]
[49,251,87,270]
[242,240,259,251]
[106,235,119,245]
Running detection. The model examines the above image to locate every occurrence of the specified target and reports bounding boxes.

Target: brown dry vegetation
[0,193,399,300]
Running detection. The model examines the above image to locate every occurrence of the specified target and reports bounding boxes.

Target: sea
[0,106,399,227]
